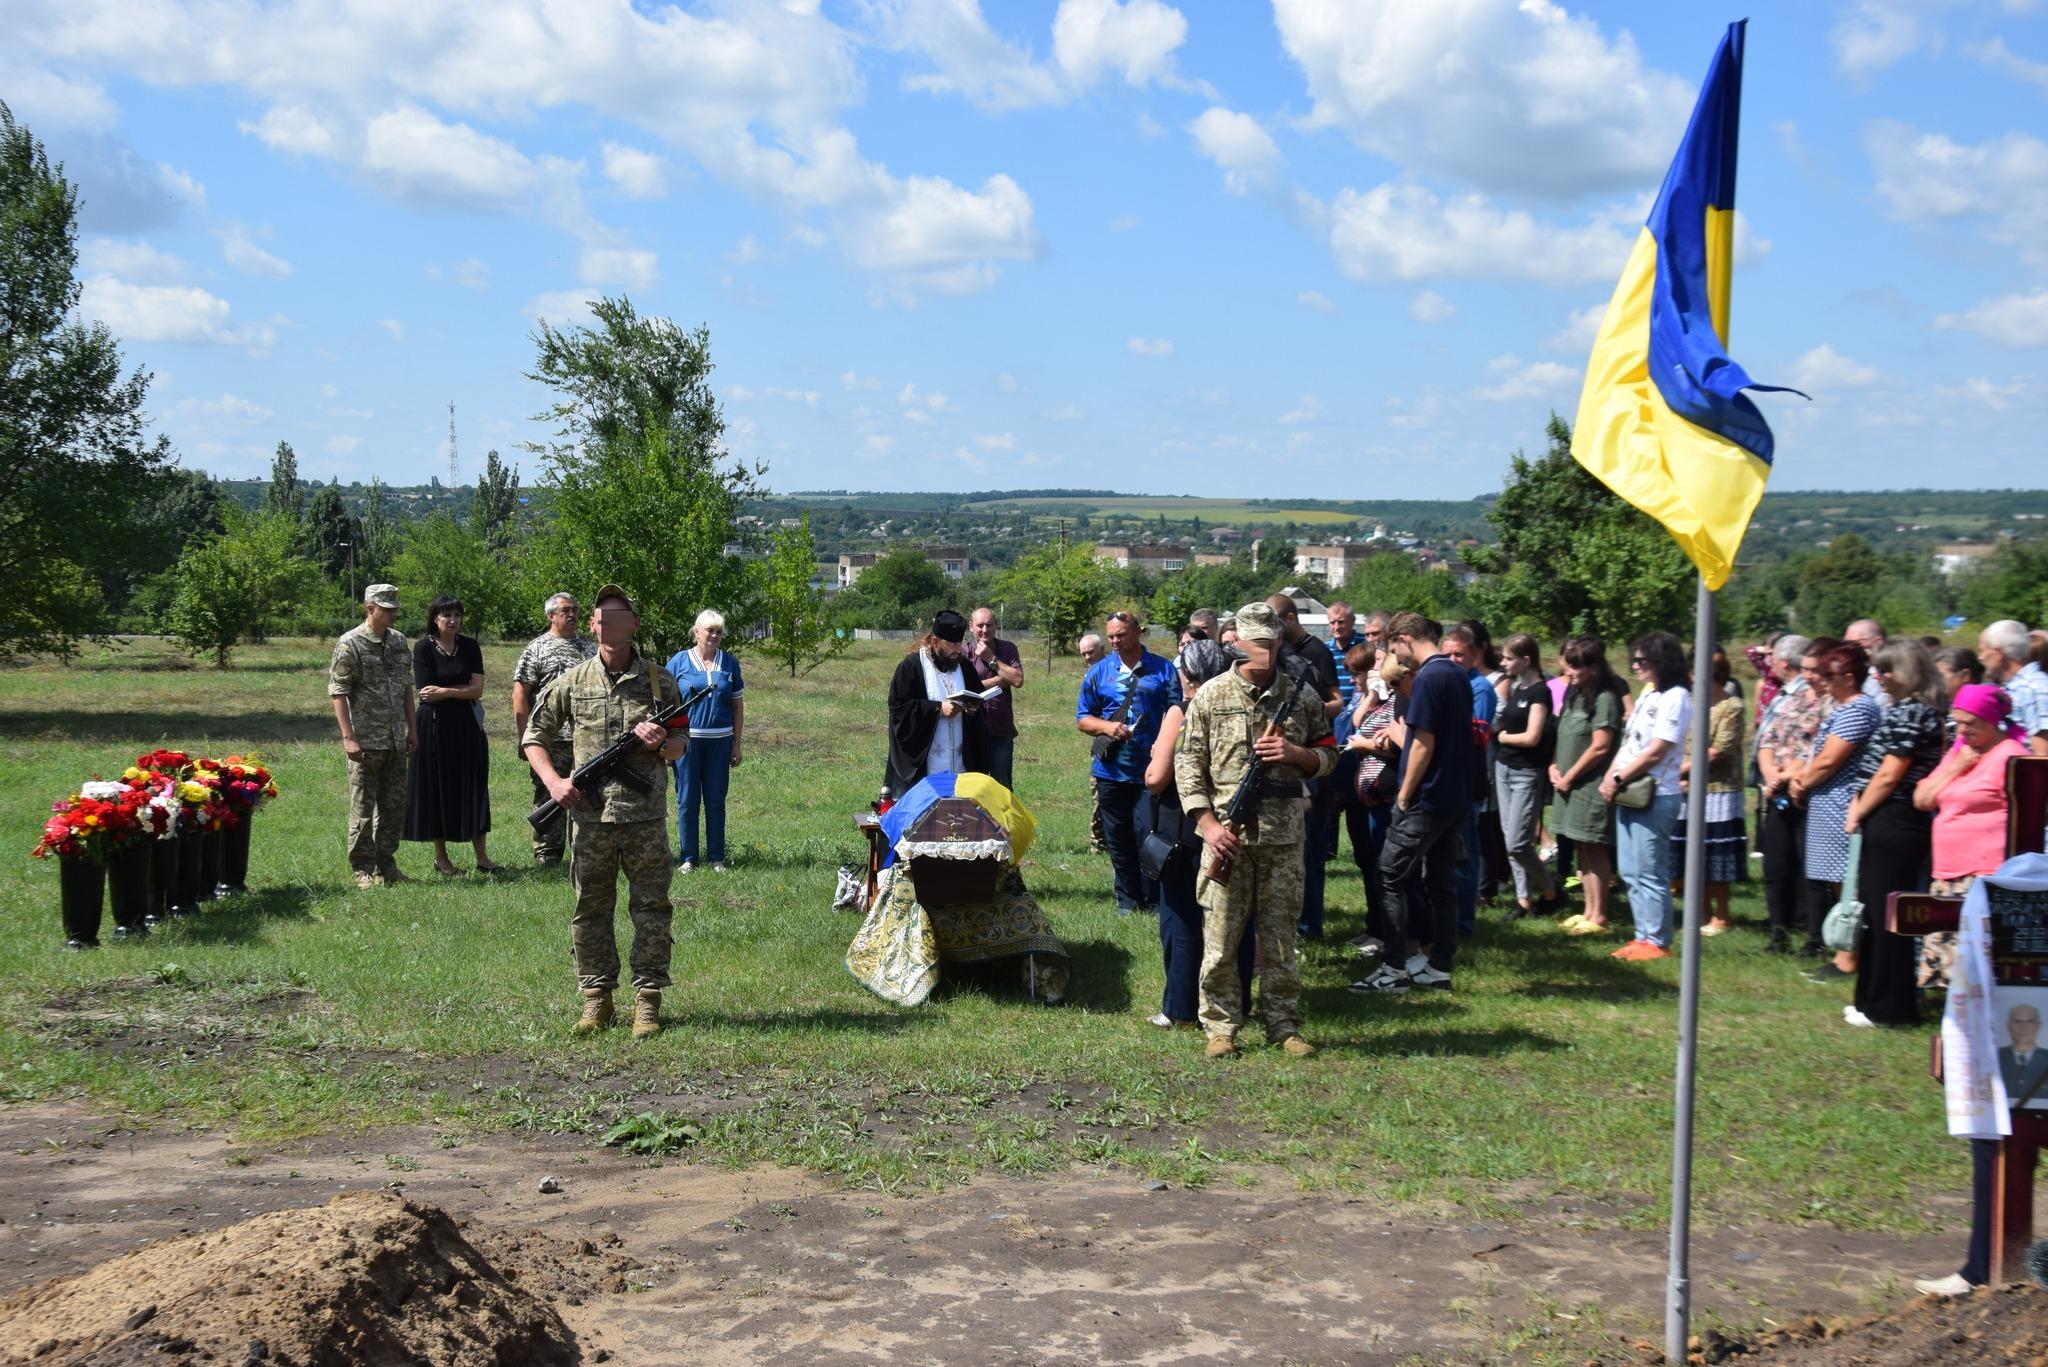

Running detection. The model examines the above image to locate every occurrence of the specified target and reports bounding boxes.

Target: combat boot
[631,989,662,1039]
[573,988,614,1034]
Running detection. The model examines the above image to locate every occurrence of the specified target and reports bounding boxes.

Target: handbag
[1138,795,1201,884]
[1090,679,1139,763]
[1611,770,1655,809]
[1821,832,1866,952]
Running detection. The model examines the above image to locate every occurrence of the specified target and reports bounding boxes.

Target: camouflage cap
[1234,601,1281,643]
[364,583,399,608]
[591,582,640,615]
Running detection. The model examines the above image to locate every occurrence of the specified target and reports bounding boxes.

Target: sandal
[1567,919,1611,936]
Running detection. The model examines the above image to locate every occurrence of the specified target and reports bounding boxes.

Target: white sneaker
[1409,963,1453,991]
[1844,1005,1876,1028]
[1349,965,1411,994]
[1348,935,1384,959]
[708,861,729,872]
[677,860,695,873]
[1404,952,1429,977]
[1912,1272,1975,1298]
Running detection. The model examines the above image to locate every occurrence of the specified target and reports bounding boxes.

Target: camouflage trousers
[1195,841,1304,1042]
[569,816,674,991]
[346,749,407,875]
[529,741,575,863]
[1089,776,1108,854]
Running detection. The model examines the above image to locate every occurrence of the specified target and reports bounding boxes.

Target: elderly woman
[1672,648,1745,936]
[1790,643,1880,977]
[1913,683,2030,991]
[665,609,745,872]
[405,594,498,875]
[1551,636,1626,936]
[1838,639,1947,1026]
[1753,636,1826,951]
[1144,639,1250,1028]
[1602,632,1692,960]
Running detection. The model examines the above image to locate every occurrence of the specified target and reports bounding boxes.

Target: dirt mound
[0,1191,584,1366]
[1714,1281,2047,1365]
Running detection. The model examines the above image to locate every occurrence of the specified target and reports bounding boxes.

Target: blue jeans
[1097,778,1152,911]
[1617,792,1683,946]
[984,734,1015,793]
[1455,807,1481,934]
[1158,847,1252,1022]
[673,733,733,864]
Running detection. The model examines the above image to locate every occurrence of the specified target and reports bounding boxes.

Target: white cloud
[176,392,274,426]
[1786,344,1884,393]
[1967,37,2048,94]
[579,245,660,290]
[327,434,364,454]
[1127,336,1174,356]
[1296,289,1337,316]
[377,318,405,342]
[424,256,491,290]
[1051,0,1191,90]
[1937,375,2033,410]
[217,221,293,277]
[1542,303,1608,353]
[1832,0,1952,84]
[1408,289,1455,324]
[240,104,341,159]
[897,382,951,411]
[976,432,1016,450]
[0,62,118,132]
[1109,213,1141,232]
[1866,120,2048,262]
[1473,355,1576,402]
[883,0,1066,112]
[1936,289,2048,346]
[840,171,1039,292]
[76,276,275,351]
[1324,182,1634,284]
[1279,394,1320,425]
[1273,0,1693,200]
[360,104,539,209]
[730,384,822,407]
[1186,106,1281,195]
[841,370,881,391]
[864,433,896,452]
[601,142,668,199]
[79,238,188,283]
[995,372,1021,394]
[1136,110,1166,140]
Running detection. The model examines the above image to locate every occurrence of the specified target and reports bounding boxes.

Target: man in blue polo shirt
[1352,611,1472,993]
[1077,611,1182,913]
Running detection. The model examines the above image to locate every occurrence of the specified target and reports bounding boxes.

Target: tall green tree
[389,511,520,639]
[760,514,847,677]
[997,541,1116,671]
[166,507,318,667]
[1340,552,1467,622]
[474,448,521,551]
[1467,413,1693,643]
[357,478,397,583]
[1959,540,2048,626]
[264,440,304,521]
[0,99,178,655]
[303,484,358,580]
[843,549,950,629]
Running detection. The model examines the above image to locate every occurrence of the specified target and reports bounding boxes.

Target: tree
[844,550,950,629]
[474,448,520,551]
[357,478,397,583]
[761,514,847,677]
[1959,539,2048,626]
[389,511,520,639]
[1340,552,1467,622]
[997,541,1116,671]
[264,440,304,521]
[0,100,178,655]
[303,484,358,580]
[167,507,317,666]
[117,468,227,614]
[1467,413,1693,643]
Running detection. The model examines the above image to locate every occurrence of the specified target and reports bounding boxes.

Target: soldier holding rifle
[522,585,687,1039]
[1174,602,1336,1059]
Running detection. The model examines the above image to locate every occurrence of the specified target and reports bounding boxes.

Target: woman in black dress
[405,595,499,875]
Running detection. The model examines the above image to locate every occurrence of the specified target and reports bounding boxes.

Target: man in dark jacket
[885,609,990,797]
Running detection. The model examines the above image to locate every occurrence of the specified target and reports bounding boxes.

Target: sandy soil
[0,1102,2011,1365]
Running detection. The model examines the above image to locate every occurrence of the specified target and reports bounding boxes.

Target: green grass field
[0,637,1961,1231]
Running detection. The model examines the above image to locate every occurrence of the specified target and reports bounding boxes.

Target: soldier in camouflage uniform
[1175,602,1337,1058]
[523,585,687,1039]
[511,591,597,866]
[328,583,418,889]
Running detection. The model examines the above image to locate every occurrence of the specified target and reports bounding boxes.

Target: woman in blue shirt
[665,609,745,872]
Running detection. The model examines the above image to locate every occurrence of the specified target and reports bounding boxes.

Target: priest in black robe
[885,609,990,796]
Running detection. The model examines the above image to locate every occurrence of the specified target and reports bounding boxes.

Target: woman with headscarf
[1144,639,1251,1028]
[1913,682,2030,991]
[1840,639,1947,1026]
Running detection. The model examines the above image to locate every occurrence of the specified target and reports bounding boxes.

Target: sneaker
[1349,965,1411,994]
[1803,963,1852,982]
[1204,1035,1239,1058]
[1347,935,1384,959]
[1844,1005,1877,1028]
[708,861,729,872]
[1913,1273,1975,1299]
[1146,1012,1175,1028]
[1404,952,1428,977]
[677,860,695,873]
[1409,963,1453,990]
[1612,940,1671,961]
[1278,1034,1317,1057]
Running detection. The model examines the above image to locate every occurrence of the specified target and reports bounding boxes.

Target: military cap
[1234,601,1281,643]
[364,583,400,608]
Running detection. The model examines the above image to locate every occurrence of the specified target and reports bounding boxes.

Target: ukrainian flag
[1572,20,1793,592]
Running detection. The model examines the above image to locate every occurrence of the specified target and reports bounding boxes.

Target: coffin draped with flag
[846,773,1066,1006]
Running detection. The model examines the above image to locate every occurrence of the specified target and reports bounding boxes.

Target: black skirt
[405,702,492,841]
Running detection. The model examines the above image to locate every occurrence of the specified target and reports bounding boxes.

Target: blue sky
[7,0,2045,496]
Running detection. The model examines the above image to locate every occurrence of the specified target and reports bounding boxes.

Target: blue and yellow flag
[1572,20,1794,591]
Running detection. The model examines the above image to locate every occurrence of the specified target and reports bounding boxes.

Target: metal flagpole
[1666,574,1716,1364]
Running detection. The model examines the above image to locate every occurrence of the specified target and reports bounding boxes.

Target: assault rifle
[527,684,712,832]
[1205,676,1304,888]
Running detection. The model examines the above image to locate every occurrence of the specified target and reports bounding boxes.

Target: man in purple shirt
[966,607,1025,792]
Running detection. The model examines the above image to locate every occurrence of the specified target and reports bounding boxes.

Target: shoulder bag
[1611,770,1656,809]
[1821,832,1866,952]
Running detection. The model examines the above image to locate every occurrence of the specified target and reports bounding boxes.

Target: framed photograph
[1991,983,2048,1109]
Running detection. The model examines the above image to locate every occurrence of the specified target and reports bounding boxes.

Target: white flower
[81,781,129,801]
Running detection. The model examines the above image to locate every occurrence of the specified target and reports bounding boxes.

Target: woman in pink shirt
[1913,683,2028,988]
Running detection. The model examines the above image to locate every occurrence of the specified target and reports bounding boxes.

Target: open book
[945,685,1005,707]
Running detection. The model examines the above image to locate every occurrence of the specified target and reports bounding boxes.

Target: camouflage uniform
[1175,668,1335,1043]
[328,622,413,878]
[511,631,597,863]
[523,649,684,992]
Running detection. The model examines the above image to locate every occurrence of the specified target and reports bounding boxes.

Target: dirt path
[0,1103,1979,1364]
